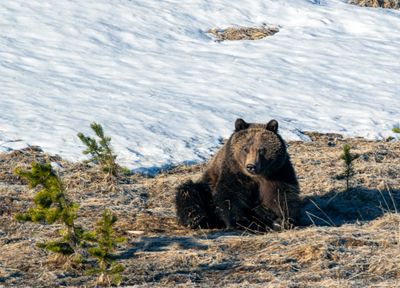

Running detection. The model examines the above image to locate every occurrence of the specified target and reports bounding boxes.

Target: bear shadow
[299,187,400,227]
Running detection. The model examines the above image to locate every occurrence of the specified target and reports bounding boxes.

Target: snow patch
[0,0,400,172]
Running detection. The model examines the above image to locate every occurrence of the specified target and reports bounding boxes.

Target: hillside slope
[1,135,399,287]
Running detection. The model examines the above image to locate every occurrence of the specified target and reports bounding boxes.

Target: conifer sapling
[14,162,82,255]
[393,127,400,134]
[86,209,126,286]
[340,144,357,190]
[14,162,127,276]
[77,122,121,182]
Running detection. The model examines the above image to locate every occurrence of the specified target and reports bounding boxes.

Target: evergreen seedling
[340,144,356,190]
[392,127,400,134]
[86,209,126,286]
[77,122,120,182]
[14,162,82,255]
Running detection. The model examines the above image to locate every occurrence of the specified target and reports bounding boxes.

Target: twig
[309,199,336,227]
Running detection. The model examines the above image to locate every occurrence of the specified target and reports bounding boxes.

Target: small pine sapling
[14,162,83,257]
[77,122,122,182]
[86,209,126,286]
[393,127,400,134]
[339,144,357,190]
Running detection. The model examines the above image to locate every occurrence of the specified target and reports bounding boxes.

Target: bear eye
[259,148,266,155]
[243,146,249,153]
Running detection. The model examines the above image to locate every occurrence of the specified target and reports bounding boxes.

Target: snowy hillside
[1,0,399,172]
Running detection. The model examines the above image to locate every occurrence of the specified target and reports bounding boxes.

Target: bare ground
[349,0,400,9]
[208,26,279,41]
[1,134,400,287]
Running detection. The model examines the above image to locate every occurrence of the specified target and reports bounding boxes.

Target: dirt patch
[349,0,400,9]
[1,135,400,286]
[208,25,279,41]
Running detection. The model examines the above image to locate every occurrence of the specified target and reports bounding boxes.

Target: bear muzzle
[246,163,258,174]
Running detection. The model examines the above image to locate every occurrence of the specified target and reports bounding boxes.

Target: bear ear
[235,118,249,132]
[266,119,279,133]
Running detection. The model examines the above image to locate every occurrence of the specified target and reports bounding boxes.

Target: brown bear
[175,118,301,231]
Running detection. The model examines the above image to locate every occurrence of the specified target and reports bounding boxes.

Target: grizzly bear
[175,118,301,231]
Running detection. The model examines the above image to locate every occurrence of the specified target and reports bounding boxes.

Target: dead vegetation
[349,0,400,9]
[1,134,400,287]
[208,25,279,41]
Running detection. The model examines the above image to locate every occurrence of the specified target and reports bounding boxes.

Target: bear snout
[246,163,257,174]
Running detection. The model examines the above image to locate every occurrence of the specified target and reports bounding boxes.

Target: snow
[0,0,399,172]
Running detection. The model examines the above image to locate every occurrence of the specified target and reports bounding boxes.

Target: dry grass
[1,135,400,287]
[349,0,400,9]
[208,25,279,41]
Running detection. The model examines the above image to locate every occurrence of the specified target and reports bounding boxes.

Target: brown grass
[1,135,400,287]
[208,25,279,41]
[349,0,400,9]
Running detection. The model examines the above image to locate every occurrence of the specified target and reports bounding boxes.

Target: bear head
[231,118,287,177]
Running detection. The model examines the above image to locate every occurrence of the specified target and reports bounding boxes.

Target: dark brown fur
[175,119,301,231]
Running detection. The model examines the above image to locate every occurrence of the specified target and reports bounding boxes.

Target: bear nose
[246,164,257,174]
